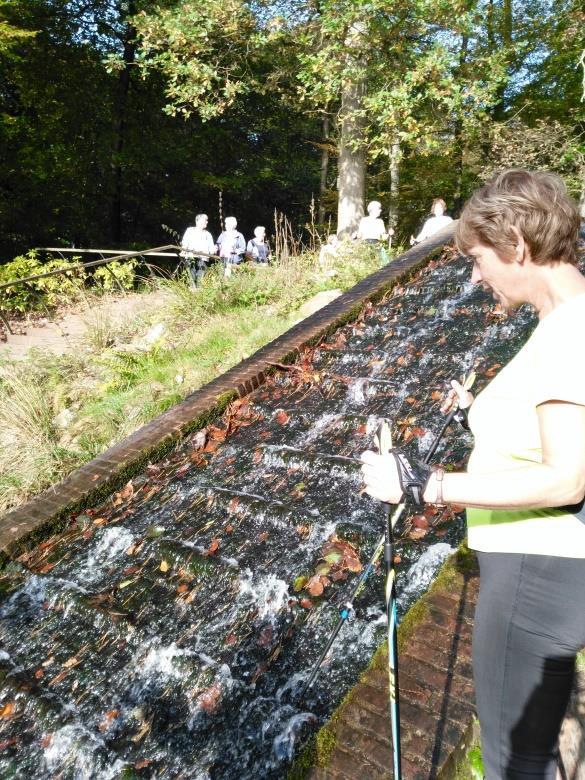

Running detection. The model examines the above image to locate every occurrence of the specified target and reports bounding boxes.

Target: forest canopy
[0,0,583,260]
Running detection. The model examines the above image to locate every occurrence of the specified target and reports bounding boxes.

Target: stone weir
[1,226,576,779]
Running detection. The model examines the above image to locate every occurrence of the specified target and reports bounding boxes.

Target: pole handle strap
[391,449,432,507]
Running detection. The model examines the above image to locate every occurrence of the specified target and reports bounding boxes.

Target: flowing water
[0,250,541,779]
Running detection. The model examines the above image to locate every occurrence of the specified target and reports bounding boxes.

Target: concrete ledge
[0,225,454,562]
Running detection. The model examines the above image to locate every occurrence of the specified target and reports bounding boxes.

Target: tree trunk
[388,138,400,230]
[318,113,330,225]
[111,4,136,245]
[337,76,366,237]
[336,21,367,238]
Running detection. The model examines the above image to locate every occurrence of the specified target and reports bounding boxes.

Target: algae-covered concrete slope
[0,235,551,778]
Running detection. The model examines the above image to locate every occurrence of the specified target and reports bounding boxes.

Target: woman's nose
[470,263,482,285]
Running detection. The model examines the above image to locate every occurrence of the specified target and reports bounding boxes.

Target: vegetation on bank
[0,244,388,515]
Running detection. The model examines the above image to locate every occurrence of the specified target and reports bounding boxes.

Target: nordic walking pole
[299,371,476,702]
[377,419,403,780]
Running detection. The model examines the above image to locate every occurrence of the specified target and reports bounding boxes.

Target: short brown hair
[456,169,580,265]
[432,198,447,211]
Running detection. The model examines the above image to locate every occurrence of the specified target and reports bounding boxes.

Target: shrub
[0,251,85,313]
[93,259,137,292]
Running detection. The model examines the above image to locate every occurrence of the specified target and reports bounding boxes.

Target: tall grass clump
[0,371,79,512]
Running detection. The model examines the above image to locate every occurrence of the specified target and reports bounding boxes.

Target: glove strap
[391,449,432,507]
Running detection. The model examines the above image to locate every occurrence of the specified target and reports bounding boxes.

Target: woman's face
[468,242,523,309]
[433,202,445,217]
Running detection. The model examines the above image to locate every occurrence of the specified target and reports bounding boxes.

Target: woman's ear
[510,225,529,264]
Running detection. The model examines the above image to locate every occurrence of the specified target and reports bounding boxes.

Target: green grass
[0,244,388,514]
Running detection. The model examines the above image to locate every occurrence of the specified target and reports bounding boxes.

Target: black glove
[391,448,432,506]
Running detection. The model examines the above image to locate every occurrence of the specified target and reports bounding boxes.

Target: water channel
[0,249,540,778]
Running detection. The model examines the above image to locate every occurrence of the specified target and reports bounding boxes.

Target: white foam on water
[0,650,10,662]
[42,723,126,779]
[271,711,318,762]
[347,377,367,405]
[137,640,195,680]
[238,571,289,621]
[397,542,453,610]
[79,527,135,582]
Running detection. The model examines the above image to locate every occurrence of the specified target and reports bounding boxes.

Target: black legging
[473,551,585,779]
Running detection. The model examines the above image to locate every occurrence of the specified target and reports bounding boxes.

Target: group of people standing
[318,197,454,267]
[180,214,271,286]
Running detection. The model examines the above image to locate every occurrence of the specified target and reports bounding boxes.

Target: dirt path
[0,290,170,361]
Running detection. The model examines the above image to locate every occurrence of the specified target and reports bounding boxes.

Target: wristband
[391,448,432,507]
[432,465,446,505]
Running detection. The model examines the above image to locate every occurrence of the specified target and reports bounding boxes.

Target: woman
[410,197,453,244]
[361,169,585,779]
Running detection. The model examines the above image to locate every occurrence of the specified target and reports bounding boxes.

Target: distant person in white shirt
[357,201,394,265]
[357,201,395,243]
[246,226,271,264]
[216,216,246,277]
[180,213,215,287]
[410,198,453,245]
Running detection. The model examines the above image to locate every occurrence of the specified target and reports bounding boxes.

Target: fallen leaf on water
[92,517,107,526]
[300,598,313,609]
[63,656,80,669]
[135,759,152,770]
[40,734,52,749]
[0,737,18,750]
[224,633,237,645]
[306,576,324,597]
[207,538,220,555]
[225,524,234,534]
[98,709,119,732]
[197,682,222,713]
[409,528,428,541]
[177,584,189,594]
[275,409,290,425]
[293,576,308,592]
[113,481,134,506]
[159,559,170,572]
[412,515,430,530]
[34,668,44,679]
[0,702,15,719]
[228,497,240,514]
[257,532,269,542]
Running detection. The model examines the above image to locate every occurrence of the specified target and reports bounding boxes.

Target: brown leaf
[135,759,152,770]
[0,737,18,750]
[228,497,240,514]
[275,409,290,425]
[225,524,234,534]
[431,390,442,401]
[177,584,189,594]
[331,570,348,582]
[98,709,119,732]
[159,559,170,572]
[409,528,428,541]
[197,681,222,713]
[34,668,44,679]
[300,598,313,609]
[257,531,269,542]
[40,734,52,749]
[207,538,220,555]
[252,449,263,465]
[0,702,15,719]
[224,633,237,645]
[306,576,324,597]
[412,514,430,530]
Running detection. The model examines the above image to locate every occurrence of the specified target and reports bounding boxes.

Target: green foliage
[0,251,85,313]
[93,259,138,292]
[467,746,485,779]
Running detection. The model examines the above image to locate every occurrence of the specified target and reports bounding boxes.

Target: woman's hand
[440,379,474,414]
[360,450,403,504]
